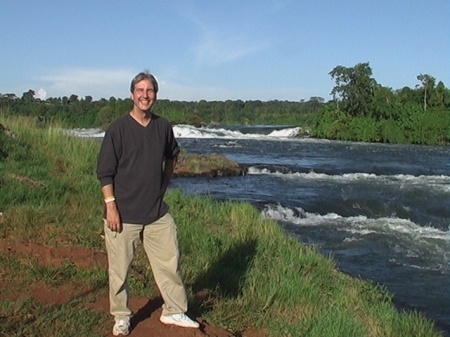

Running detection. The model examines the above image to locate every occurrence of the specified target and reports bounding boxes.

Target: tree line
[1,62,448,145]
[313,63,449,145]
[0,91,321,129]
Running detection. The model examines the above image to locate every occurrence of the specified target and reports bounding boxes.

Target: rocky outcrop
[174,153,247,177]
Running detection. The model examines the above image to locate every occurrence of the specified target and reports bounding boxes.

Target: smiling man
[96,71,199,336]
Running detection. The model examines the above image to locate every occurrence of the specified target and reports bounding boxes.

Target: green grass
[0,112,444,337]
[0,297,108,337]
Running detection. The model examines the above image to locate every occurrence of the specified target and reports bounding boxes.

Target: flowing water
[74,125,450,335]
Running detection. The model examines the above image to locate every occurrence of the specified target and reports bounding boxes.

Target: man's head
[130,71,159,94]
[130,71,158,112]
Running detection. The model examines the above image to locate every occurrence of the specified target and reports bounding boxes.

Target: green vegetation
[0,297,106,337]
[0,113,444,336]
[1,63,448,145]
[312,63,449,145]
[0,92,320,129]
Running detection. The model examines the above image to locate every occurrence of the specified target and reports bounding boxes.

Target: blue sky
[1,0,449,102]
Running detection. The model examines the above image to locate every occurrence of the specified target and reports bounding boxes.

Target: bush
[380,119,406,144]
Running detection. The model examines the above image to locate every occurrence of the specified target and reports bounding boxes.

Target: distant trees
[152,98,321,126]
[329,62,375,117]
[0,92,322,129]
[312,62,449,145]
[21,89,35,103]
[68,94,79,105]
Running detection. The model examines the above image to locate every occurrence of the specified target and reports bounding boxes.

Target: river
[74,125,450,335]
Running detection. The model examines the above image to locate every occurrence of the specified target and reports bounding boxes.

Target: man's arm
[97,126,123,232]
[101,184,122,232]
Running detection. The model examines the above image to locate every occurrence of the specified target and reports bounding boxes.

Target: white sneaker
[113,319,130,336]
[160,313,200,328]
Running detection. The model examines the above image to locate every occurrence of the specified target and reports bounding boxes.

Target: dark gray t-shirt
[96,113,179,224]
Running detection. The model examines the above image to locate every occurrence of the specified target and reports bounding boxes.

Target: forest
[1,63,449,145]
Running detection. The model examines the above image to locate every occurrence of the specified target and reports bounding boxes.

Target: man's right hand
[105,202,122,232]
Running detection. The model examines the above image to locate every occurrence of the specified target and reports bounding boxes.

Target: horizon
[0,90,332,103]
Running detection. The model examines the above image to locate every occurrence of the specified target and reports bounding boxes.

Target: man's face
[131,79,156,112]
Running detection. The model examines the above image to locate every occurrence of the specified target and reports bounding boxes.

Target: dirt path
[1,241,260,337]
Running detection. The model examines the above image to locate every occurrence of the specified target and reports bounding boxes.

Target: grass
[0,112,444,337]
[0,297,108,337]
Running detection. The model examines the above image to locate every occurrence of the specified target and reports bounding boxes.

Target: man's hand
[101,184,121,231]
[105,202,122,232]
[161,157,177,197]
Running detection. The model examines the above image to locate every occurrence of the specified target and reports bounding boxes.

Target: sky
[1,0,449,102]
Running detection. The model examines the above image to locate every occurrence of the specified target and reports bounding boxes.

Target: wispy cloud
[197,31,270,65]
[35,66,316,102]
[39,68,137,99]
[177,4,272,66]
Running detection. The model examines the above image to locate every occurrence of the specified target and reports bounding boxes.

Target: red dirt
[0,241,108,269]
[0,240,265,337]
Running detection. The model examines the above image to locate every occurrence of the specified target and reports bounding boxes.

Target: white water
[248,167,450,193]
[65,125,303,140]
[66,128,105,138]
[173,125,303,139]
[261,204,450,247]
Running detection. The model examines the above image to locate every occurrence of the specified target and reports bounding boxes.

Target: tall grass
[0,114,102,247]
[0,113,444,336]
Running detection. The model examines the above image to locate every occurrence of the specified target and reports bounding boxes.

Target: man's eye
[136,89,153,94]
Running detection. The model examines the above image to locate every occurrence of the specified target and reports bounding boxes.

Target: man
[97,71,199,336]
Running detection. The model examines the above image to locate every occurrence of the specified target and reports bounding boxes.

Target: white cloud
[34,88,47,100]
[39,68,137,99]
[35,67,318,102]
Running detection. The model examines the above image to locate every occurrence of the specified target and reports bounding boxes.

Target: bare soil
[0,240,267,337]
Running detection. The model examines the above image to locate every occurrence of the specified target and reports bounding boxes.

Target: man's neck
[130,109,151,126]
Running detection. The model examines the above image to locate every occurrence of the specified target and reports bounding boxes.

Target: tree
[96,105,116,127]
[306,97,325,111]
[83,95,93,104]
[329,62,376,117]
[21,89,35,103]
[416,74,435,111]
[432,81,449,109]
[68,94,79,105]
[371,85,397,120]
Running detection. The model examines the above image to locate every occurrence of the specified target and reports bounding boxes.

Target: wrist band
[104,196,115,203]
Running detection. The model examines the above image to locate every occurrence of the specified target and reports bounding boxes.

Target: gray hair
[130,71,159,93]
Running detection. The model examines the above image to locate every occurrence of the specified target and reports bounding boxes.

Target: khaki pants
[104,213,188,322]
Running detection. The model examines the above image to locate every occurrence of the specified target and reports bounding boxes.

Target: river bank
[0,116,445,336]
